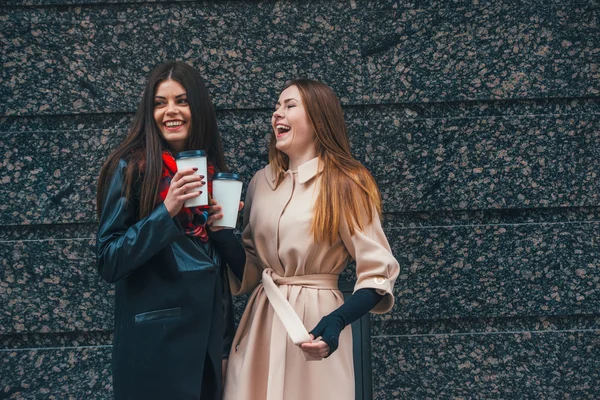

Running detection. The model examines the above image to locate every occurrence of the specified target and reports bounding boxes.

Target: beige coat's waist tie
[261,268,338,361]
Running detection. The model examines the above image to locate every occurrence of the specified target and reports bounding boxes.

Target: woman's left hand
[207,198,244,231]
[300,334,331,359]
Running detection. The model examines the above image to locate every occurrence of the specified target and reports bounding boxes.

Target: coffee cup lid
[213,172,242,181]
[175,150,207,159]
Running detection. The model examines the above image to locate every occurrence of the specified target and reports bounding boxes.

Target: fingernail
[199,175,204,179]
[199,191,203,194]
[201,181,206,185]
[193,168,198,171]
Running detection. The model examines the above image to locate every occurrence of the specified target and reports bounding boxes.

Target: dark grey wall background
[1,0,599,399]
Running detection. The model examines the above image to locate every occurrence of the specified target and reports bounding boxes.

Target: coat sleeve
[96,160,184,283]
[227,173,264,295]
[339,207,400,314]
[220,262,235,358]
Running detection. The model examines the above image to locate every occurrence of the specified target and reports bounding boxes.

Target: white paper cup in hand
[175,150,208,207]
[212,172,243,229]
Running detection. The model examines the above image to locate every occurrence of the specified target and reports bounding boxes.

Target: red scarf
[157,151,214,241]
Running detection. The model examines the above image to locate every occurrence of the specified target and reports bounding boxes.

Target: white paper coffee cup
[175,150,208,207]
[212,172,243,229]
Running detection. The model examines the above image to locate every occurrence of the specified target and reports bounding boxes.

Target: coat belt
[261,268,338,361]
[265,268,339,290]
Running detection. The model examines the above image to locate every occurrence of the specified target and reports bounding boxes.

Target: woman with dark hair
[216,79,400,399]
[96,61,235,399]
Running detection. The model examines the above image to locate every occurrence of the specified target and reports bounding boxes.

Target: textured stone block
[371,331,600,399]
[0,228,109,335]
[350,107,600,212]
[384,215,600,320]
[0,346,112,399]
[362,5,600,103]
[1,3,362,116]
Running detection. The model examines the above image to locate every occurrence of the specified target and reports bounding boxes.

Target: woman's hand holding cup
[164,168,205,217]
[207,198,244,231]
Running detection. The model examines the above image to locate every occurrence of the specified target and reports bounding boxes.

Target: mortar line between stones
[0,344,113,352]
[386,220,600,230]
[2,111,600,136]
[372,327,600,339]
[0,237,95,243]
[2,219,600,242]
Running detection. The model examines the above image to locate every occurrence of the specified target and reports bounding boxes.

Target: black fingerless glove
[309,313,345,355]
[309,288,384,356]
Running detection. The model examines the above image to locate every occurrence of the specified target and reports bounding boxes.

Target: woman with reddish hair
[214,79,400,399]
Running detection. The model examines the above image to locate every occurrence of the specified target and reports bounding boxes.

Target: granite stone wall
[1,1,599,399]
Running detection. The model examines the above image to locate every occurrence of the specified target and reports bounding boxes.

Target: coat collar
[297,157,321,184]
[264,157,322,190]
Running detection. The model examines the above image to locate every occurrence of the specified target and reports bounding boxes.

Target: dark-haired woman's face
[153,79,191,153]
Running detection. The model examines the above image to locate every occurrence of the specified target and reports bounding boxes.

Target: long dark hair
[268,79,381,244]
[96,61,228,219]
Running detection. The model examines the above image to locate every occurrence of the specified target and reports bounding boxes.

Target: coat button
[374,276,386,285]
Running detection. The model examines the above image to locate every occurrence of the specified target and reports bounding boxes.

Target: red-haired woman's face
[272,85,315,157]
[153,79,191,153]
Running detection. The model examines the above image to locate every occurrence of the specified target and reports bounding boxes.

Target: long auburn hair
[268,79,382,244]
[96,61,228,219]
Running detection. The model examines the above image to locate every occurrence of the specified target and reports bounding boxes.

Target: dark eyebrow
[154,93,187,99]
[275,98,298,107]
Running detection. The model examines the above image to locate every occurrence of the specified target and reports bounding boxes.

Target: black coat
[96,160,234,400]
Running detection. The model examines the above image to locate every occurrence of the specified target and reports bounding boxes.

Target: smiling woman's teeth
[166,121,183,127]
[276,124,291,133]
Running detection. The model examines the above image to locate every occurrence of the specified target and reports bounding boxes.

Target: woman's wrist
[208,228,237,243]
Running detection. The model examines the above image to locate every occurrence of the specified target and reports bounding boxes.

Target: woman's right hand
[163,168,205,217]
[207,198,244,232]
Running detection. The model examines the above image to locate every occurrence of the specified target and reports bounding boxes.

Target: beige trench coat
[223,157,400,400]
